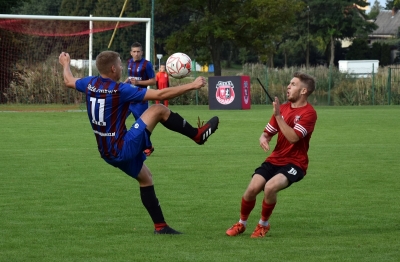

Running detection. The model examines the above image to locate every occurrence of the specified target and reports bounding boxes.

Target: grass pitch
[0,105,399,262]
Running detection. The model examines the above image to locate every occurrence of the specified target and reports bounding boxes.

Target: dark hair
[293,72,315,96]
[96,51,120,74]
[131,42,142,49]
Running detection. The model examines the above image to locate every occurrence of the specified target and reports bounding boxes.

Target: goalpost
[0,14,151,104]
[0,14,151,75]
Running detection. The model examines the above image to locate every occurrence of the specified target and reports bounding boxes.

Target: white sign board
[338,60,379,78]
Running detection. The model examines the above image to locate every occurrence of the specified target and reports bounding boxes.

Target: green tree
[1,0,30,14]
[369,0,382,19]
[309,0,377,66]
[345,38,370,60]
[59,0,97,16]
[157,0,303,76]
[12,0,62,15]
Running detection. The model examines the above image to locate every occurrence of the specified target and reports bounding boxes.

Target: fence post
[328,65,332,105]
[387,67,391,105]
[372,63,375,105]
[265,66,269,104]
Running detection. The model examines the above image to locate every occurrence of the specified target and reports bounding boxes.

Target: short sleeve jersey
[264,102,317,174]
[76,76,147,159]
[127,58,155,88]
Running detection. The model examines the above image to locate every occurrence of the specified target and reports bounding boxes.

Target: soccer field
[0,105,399,262]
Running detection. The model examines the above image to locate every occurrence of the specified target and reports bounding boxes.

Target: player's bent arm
[62,65,79,89]
[137,77,156,87]
[274,115,300,143]
[59,52,79,89]
[143,76,205,101]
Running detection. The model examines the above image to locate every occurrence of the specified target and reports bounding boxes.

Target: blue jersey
[76,76,147,159]
[127,58,155,88]
[127,58,155,119]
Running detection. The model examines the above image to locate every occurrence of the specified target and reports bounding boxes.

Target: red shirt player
[155,64,170,107]
[226,72,317,238]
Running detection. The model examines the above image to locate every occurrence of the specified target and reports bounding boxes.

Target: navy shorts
[104,118,151,179]
[129,102,149,120]
[253,162,305,187]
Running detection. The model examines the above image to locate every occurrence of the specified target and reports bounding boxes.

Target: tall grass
[243,63,400,106]
[3,58,400,105]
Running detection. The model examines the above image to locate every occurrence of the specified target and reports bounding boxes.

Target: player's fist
[59,52,71,66]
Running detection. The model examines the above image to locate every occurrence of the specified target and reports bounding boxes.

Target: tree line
[1,0,399,76]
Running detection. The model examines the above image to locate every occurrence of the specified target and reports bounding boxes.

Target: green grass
[0,105,399,261]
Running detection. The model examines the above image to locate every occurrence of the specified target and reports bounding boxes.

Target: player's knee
[244,186,261,199]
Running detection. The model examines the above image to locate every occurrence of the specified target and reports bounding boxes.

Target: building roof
[370,10,400,37]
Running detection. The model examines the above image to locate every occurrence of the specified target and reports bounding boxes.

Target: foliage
[309,0,377,65]
[345,38,371,60]
[157,0,304,76]
[369,0,382,20]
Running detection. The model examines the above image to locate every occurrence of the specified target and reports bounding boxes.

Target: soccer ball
[166,52,192,79]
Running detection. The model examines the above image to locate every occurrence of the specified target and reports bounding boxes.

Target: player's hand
[59,52,71,66]
[193,76,206,89]
[273,96,281,117]
[259,133,270,152]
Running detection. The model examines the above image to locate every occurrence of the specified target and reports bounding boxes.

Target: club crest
[216,81,235,105]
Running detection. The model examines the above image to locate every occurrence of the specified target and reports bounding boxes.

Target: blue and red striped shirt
[127,58,155,113]
[76,76,147,159]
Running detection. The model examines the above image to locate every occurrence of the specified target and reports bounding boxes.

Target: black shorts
[253,162,305,187]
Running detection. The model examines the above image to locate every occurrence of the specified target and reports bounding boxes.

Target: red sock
[240,197,256,221]
[261,200,276,221]
[154,222,168,231]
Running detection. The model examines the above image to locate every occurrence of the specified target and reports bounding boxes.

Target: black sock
[161,111,198,138]
[140,185,165,224]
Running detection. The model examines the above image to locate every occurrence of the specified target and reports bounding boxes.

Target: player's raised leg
[140,104,219,145]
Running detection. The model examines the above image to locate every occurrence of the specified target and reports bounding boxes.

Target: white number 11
[89,97,106,126]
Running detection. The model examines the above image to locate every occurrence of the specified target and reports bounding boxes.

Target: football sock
[140,185,166,228]
[239,219,247,227]
[259,219,269,227]
[240,197,256,222]
[261,200,276,222]
[161,111,197,138]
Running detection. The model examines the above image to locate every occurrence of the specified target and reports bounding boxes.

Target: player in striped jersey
[59,50,219,235]
[124,42,156,156]
[226,72,317,238]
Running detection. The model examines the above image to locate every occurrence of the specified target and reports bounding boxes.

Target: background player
[59,50,219,235]
[226,72,317,238]
[155,64,170,107]
[124,42,156,156]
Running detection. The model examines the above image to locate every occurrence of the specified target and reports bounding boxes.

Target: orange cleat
[226,222,246,236]
[250,224,270,238]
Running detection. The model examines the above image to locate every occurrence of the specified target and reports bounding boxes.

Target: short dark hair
[131,42,142,49]
[293,72,315,96]
[96,51,120,74]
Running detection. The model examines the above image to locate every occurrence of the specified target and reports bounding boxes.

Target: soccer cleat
[226,222,246,236]
[193,116,219,145]
[154,226,182,235]
[144,146,154,156]
[250,224,270,238]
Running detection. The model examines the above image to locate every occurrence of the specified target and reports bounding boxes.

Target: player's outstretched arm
[59,52,80,89]
[143,76,206,101]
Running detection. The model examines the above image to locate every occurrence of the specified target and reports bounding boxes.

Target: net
[0,17,147,104]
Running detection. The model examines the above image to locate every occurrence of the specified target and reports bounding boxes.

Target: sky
[376,0,387,9]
